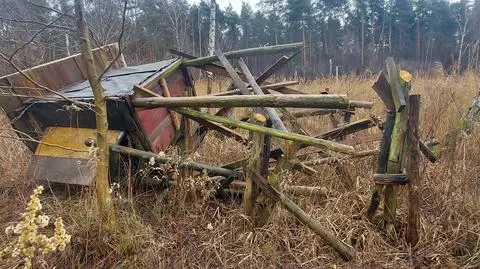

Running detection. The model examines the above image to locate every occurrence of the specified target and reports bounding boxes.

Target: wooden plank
[385,58,406,112]
[372,71,395,111]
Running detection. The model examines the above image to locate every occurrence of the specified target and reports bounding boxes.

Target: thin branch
[0,133,89,153]
[7,7,74,61]
[26,0,75,19]
[0,16,75,32]
[97,0,128,81]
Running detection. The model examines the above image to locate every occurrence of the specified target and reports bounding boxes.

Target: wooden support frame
[183,42,303,66]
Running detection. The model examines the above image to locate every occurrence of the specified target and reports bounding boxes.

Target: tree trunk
[208,0,216,56]
[74,0,116,228]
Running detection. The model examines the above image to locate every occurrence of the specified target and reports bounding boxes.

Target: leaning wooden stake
[244,114,267,221]
[406,95,421,245]
[250,171,355,261]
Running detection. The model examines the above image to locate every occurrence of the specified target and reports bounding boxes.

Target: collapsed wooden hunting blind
[0,42,435,261]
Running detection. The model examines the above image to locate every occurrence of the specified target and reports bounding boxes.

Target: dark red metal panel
[135,69,188,153]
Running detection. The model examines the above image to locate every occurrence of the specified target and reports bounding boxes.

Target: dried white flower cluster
[0,186,71,269]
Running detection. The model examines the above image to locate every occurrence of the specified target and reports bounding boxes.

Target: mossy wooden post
[406,95,421,245]
[384,60,412,235]
[244,113,267,225]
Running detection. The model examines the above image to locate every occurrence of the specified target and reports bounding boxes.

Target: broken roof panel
[45,58,178,100]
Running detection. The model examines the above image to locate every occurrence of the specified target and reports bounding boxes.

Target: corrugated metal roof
[50,58,177,99]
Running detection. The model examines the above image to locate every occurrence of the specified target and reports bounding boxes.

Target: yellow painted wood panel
[35,127,120,159]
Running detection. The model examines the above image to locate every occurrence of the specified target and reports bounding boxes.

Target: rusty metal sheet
[27,156,96,185]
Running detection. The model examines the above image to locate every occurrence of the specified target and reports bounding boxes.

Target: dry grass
[1,73,480,268]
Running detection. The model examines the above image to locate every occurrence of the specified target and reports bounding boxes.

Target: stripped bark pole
[406,95,421,245]
[244,113,266,221]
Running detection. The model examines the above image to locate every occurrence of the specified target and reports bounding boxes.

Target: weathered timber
[170,49,250,81]
[384,61,411,235]
[244,113,266,220]
[349,100,374,109]
[269,119,376,159]
[249,171,355,261]
[237,58,288,131]
[230,181,328,197]
[109,144,241,178]
[372,72,395,111]
[256,51,300,84]
[367,111,395,220]
[302,149,378,166]
[386,58,406,112]
[159,77,181,130]
[173,107,356,154]
[140,59,182,89]
[215,49,251,95]
[132,94,350,109]
[373,174,409,184]
[286,108,347,118]
[419,141,438,163]
[316,118,375,140]
[183,42,303,66]
[406,95,421,246]
[211,81,300,96]
[192,117,248,145]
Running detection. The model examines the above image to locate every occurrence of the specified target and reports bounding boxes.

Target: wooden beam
[109,144,241,178]
[237,58,288,131]
[132,94,350,109]
[173,107,356,154]
[183,43,303,66]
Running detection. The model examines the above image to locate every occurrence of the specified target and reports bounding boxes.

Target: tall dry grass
[0,73,479,268]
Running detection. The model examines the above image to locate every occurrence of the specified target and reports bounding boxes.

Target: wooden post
[406,95,421,245]
[244,113,266,221]
[384,62,411,235]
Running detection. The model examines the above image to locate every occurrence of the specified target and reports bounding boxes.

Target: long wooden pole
[406,95,421,245]
[132,94,350,109]
[174,107,356,154]
[109,144,240,178]
[244,113,266,221]
[237,58,287,131]
[250,171,355,261]
[183,42,303,66]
